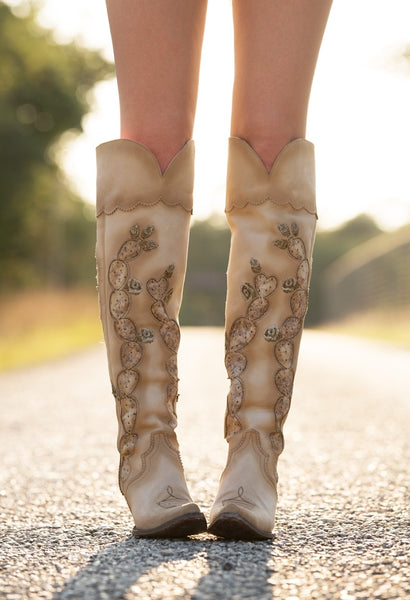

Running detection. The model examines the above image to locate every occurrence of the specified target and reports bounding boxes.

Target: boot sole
[132,512,207,539]
[208,512,273,541]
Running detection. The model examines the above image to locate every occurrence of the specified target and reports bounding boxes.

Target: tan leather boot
[96,139,207,537]
[208,137,317,540]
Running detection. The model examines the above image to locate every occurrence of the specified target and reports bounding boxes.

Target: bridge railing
[323,225,410,320]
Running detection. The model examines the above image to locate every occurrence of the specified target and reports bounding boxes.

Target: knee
[231,105,307,171]
[232,127,304,172]
[121,111,194,172]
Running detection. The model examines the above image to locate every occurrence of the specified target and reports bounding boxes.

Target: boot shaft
[96,139,194,492]
[96,138,194,389]
[224,137,317,442]
[209,138,318,539]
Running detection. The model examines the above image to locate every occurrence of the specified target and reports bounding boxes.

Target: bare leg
[105,0,208,172]
[231,0,332,170]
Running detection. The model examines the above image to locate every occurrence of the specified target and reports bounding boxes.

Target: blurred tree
[181,213,384,327]
[181,216,230,325]
[0,1,113,290]
[308,214,382,324]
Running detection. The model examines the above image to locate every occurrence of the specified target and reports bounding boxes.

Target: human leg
[230,0,332,170]
[105,0,208,171]
[209,0,332,540]
[97,0,208,537]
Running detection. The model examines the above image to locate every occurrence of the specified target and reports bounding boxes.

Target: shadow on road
[52,531,274,600]
[50,497,410,599]
[194,538,274,599]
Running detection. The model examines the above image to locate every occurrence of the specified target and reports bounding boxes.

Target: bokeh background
[1,0,410,370]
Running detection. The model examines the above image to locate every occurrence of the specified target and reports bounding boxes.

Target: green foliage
[308,214,382,324]
[181,214,384,327]
[181,216,231,325]
[0,2,113,290]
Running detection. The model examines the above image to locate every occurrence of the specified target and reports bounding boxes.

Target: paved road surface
[0,329,409,599]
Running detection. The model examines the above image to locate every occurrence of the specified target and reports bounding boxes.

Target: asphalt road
[0,328,409,600]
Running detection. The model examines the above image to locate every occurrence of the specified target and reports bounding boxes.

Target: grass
[0,288,103,372]
[320,307,410,349]
[1,289,409,372]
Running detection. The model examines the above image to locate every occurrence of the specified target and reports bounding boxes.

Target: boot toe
[208,502,273,541]
[133,503,207,538]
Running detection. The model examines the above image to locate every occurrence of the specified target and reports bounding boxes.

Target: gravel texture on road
[0,328,409,599]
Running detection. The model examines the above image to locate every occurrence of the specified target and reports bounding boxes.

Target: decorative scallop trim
[226,197,317,217]
[225,137,317,217]
[97,197,193,217]
[96,139,194,217]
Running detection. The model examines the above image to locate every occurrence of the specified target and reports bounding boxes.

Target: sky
[7,0,410,230]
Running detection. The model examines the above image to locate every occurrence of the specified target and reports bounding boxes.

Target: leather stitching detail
[224,259,278,439]
[106,221,159,490]
[264,221,313,456]
[226,197,317,218]
[97,197,193,217]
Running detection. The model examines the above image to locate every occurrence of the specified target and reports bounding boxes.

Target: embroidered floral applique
[222,486,256,509]
[147,264,181,426]
[158,485,186,509]
[107,222,158,485]
[263,221,312,455]
[224,259,278,438]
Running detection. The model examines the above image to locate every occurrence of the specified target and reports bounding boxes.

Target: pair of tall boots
[96,135,316,539]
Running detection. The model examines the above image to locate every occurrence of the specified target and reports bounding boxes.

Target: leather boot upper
[210,137,317,536]
[96,139,202,531]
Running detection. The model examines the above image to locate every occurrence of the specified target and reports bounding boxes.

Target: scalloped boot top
[208,137,317,540]
[96,139,206,537]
